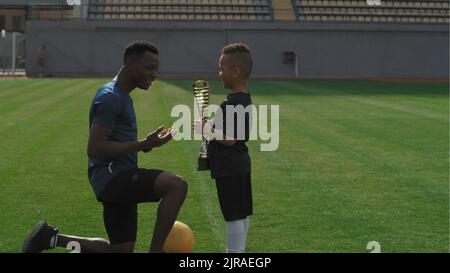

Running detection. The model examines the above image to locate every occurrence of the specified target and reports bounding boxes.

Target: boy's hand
[193,119,215,140]
[193,119,205,135]
[142,125,175,152]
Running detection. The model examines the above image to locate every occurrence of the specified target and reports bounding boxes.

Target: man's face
[219,54,236,89]
[130,51,159,90]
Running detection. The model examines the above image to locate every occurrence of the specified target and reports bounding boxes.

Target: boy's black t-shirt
[208,91,252,179]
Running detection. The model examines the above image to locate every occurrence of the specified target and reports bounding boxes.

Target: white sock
[226,219,246,253]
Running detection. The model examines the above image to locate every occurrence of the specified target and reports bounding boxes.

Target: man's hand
[141,125,175,153]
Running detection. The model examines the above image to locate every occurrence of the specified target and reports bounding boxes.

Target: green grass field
[0,78,448,253]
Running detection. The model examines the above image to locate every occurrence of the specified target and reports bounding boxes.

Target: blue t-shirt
[88,79,138,198]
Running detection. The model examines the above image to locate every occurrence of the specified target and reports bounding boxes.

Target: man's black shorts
[98,168,163,244]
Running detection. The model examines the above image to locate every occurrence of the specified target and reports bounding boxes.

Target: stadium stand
[0,0,74,32]
[272,0,296,20]
[87,0,273,21]
[293,0,449,23]
[23,1,449,78]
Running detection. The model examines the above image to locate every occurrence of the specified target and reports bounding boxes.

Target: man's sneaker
[22,221,59,253]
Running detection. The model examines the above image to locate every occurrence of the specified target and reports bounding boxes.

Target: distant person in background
[37,44,45,77]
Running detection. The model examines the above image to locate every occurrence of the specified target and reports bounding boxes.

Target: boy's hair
[123,40,158,64]
[221,43,253,78]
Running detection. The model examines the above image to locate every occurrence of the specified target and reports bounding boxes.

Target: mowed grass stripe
[291,114,447,251]
[251,80,447,251]
[270,80,448,120]
[0,80,103,252]
[285,101,447,204]
[0,79,56,101]
[0,79,97,131]
[0,80,99,173]
[308,82,446,163]
[0,79,77,114]
[0,79,100,179]
[0,80,88,132]
[300,80,448,121]
[319,80,449,110]
[255,81,447,157]
[0,79,97,182]
[15,79,117,252]
[254,80,447,190]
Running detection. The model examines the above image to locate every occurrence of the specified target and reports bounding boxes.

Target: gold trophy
[193,80,210,171]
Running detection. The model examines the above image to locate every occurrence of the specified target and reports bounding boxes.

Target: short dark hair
[123,40,158,64]
[221,43,253,78]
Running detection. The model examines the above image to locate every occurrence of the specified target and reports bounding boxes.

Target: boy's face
[219,54,237,89]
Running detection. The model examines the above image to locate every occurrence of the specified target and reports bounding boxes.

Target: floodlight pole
[1,29,4,74]
[1,30,18,75]
[12,32,17,74]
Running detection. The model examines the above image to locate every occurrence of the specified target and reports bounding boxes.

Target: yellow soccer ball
[163,221,195,253]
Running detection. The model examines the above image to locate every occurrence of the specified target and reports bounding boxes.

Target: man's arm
[87,123,144,158]
[87,124,173,158]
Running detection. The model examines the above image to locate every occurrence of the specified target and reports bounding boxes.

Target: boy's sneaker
[22,221,59,253]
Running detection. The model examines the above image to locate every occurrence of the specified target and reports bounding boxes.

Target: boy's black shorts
[215,173,253,222]
[98,168,163,244]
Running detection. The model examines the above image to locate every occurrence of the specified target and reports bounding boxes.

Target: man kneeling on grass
[22,41,187,253]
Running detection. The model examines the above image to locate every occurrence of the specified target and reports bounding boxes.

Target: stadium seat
[87,0,274,21]
[293,0,449,24]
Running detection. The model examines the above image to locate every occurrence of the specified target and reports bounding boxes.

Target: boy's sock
[226,219,246,253]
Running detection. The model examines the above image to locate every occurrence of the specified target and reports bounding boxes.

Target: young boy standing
[195,43,253,253]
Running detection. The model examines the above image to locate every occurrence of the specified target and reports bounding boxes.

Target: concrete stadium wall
[25,20,449,79]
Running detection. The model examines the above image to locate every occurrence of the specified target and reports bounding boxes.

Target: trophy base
[197,157,210,171]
